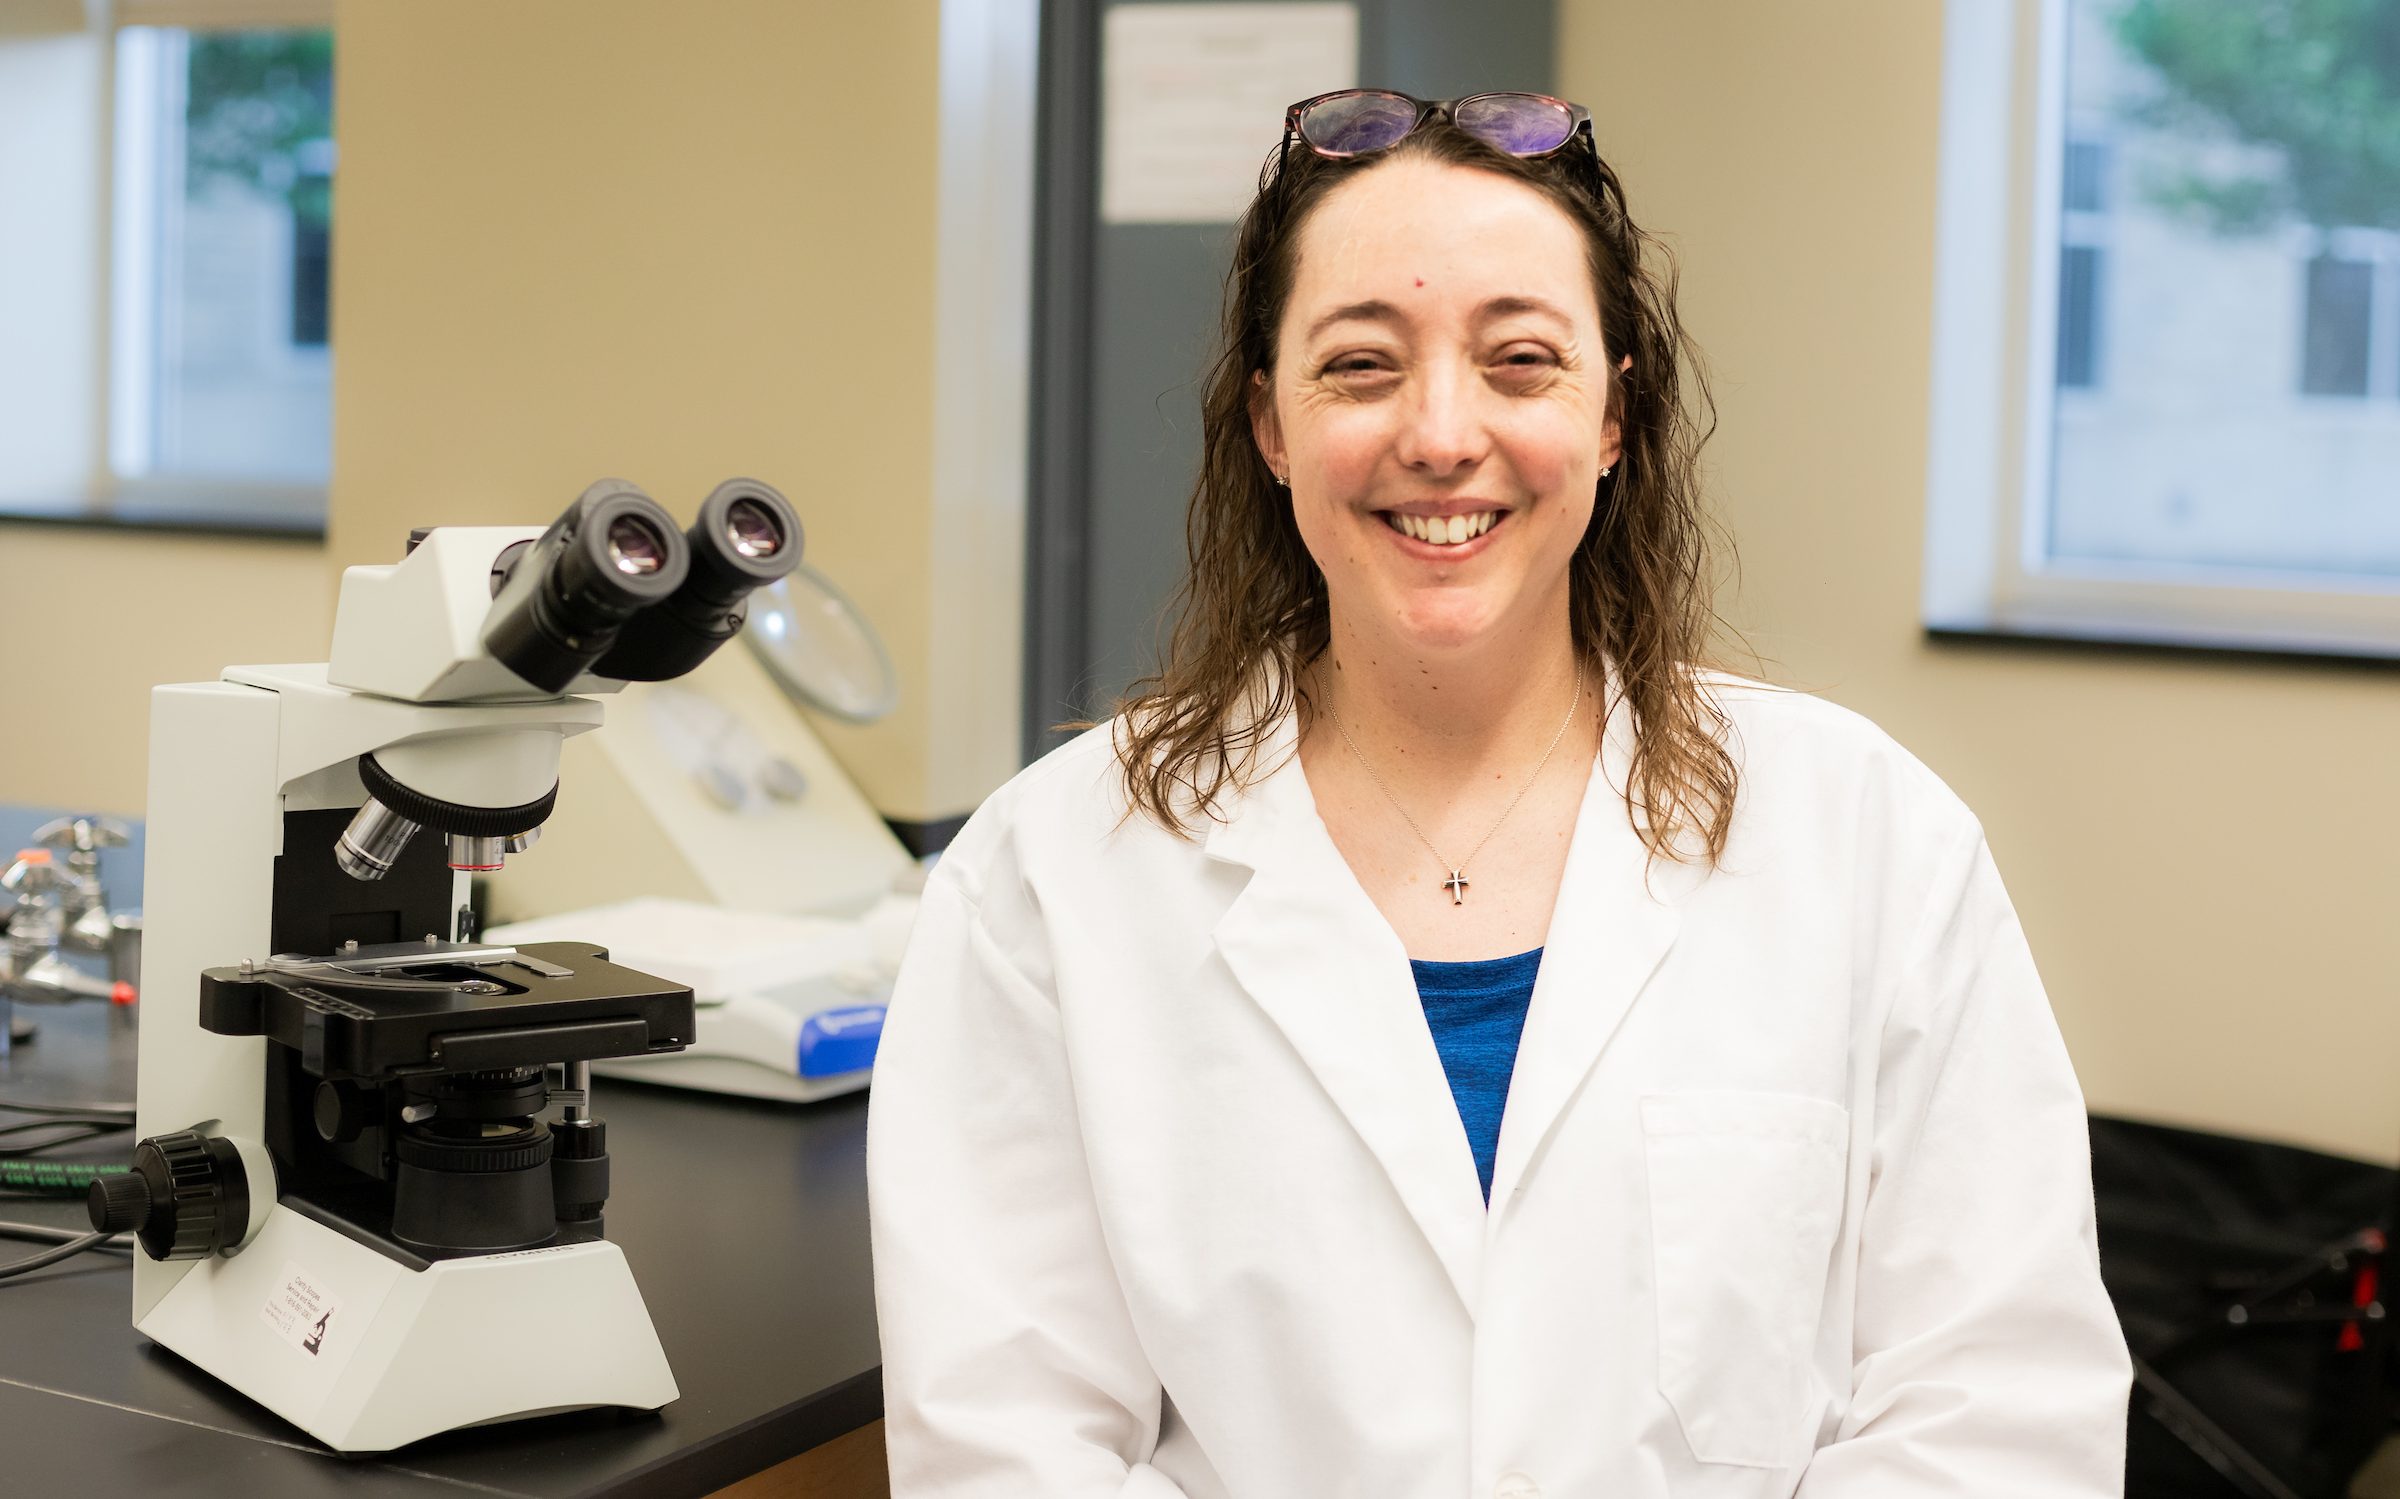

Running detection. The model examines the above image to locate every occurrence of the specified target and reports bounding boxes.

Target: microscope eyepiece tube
[588,478,805,683]
[482,480,690,694]
[683,479,803,604]
[335,798,422,882]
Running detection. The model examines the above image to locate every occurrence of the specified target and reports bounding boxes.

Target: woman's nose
[1392,364,1490,477]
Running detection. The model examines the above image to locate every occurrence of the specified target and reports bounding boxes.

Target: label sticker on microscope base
[260,1262,343,1360]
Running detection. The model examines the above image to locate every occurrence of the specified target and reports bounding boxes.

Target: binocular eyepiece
[482,477,804,694]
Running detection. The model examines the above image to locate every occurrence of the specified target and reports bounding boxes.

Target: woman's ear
[1249,370,1287,483]
[1600,352,1633,472]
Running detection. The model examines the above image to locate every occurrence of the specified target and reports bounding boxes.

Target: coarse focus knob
[86,1131,251,1261]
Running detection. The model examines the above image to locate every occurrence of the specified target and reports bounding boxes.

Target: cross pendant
[1443,869,1469,905]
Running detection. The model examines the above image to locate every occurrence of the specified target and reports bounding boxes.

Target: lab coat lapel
[1205,714,1487,1315]
[1485,677,1694,1214]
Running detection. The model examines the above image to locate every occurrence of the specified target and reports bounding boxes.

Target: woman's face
[1252,156,1620,661]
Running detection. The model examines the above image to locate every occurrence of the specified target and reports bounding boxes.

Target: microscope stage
[197,941,695,1080]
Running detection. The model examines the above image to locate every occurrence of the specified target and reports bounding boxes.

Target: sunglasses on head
[1273,90,1609,224]
[1283,89,1594,161]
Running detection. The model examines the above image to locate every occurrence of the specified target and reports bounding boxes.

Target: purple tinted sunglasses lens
[1298,92,1419,154]
[1454,95,1575,154]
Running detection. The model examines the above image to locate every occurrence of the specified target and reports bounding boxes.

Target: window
[0,1,333,532]
[2054,246,2101,388]
[2298,236,2400,403]
[1924,0,2400,657]
[2300,254,2374,398]
[2055,138,2106,389]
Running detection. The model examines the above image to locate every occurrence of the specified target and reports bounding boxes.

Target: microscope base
[138,1203,678,1451]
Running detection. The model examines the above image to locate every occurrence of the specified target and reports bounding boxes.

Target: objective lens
[726,499,782,559]
[445,834,507,872]
[336,797,422,882]
[606,516,668,576]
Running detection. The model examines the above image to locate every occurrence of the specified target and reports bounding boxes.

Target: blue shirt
[1408,946,1541,1204]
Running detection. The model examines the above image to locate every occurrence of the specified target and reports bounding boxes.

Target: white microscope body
[110,480,802,1451]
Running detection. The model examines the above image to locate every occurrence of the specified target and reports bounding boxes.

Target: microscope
[88,478,802,1451]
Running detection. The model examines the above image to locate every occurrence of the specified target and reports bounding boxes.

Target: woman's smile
[1375,503,1511,559]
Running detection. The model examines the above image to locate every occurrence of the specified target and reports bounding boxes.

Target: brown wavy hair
[1110,116,1745,868]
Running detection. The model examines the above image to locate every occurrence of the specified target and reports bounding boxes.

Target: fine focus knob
[88,1170,151,1233]
[86,1131,251,1261]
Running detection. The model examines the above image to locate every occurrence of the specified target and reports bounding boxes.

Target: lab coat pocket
[1640,1090,1848,1469]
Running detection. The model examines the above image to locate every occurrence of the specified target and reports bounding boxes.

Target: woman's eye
[1493,345,1559,377]
[1324,355,1392,376]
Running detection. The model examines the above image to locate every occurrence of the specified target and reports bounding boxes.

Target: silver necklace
[1324,673,1583,907]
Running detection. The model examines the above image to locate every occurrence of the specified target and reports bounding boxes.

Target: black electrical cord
[0,1222,133,1249]
[0,1096,136,1119]
[0,1220,132,1281]
[0,1117,131,1157]
[0,1096,136,1159]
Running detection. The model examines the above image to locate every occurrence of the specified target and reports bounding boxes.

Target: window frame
[0,0,334,537]
[1922,0,2400,661]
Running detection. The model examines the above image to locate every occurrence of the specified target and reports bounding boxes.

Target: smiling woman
[1249,155,1634,961]
[869,90,2133,1498]
[1117,106,1731,909]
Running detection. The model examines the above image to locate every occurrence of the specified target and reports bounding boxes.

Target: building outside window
[2056,137,2107,390]
[1926,0,2400,656]
[2048,0,2400,579]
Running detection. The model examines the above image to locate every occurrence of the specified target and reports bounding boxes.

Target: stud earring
[1600,465,1613,478]
[1274,473,1290,487]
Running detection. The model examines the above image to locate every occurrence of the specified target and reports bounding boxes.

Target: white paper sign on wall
[1100,2,1360,225]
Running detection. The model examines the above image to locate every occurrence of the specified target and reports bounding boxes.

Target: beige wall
[0,527,331,813]
[333,0,961,819]
[2,0,983,824]
[1559,3,2400,1162]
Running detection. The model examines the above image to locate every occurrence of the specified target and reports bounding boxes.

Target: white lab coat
[867,670,2131,1498]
